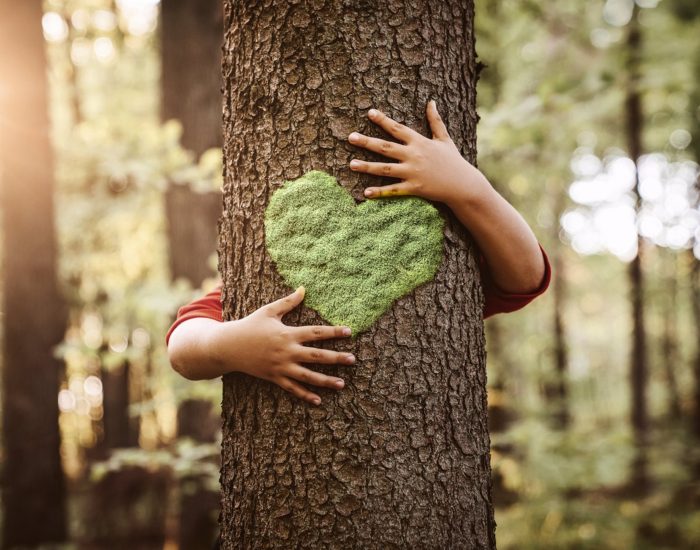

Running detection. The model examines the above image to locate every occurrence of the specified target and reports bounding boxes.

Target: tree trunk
[160,2,224,549]
[692,247,700,439]
[218,1,494,548]
[101,360,139,449]
[547,190,569,429]
[688,15,700,441]
[661,250,681,420]
[161,0,224,288]
[625,4,650,492]
[0,0,68,546]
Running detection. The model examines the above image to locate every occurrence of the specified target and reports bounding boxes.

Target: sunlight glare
[58,389,76,412]
[666,226,691,249]
[83,376,103,398]
[93,10,118,32]
[638,213,663,239]
[71,9,90,32]
[117,0,159,37]
[603,0,634,27]
[94,37,116,63]
[594,203,638,260]
[71,38,92,66]
[42,12,68,43]
[562,151,698,260]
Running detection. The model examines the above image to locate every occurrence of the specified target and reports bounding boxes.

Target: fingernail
[350,159,360,168]
[368,109,378,118]
[342,327,352,336]
[335,379,345,388]
[312,397,321,405]
[345,354,356,364]
[364,188,375,197]
[349,132,360,142]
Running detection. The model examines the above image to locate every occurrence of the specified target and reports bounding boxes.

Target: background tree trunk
[218,1,495,547]
[101,360,139,449]
[625,4,650,493]
[660,250,681,421]
[160,1,224,548]
[688,13,700,441]
[161,0,223,288]
[549,190,570,429]
[0,0,68,546]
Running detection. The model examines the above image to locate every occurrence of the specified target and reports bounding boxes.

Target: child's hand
[209,286,355,406]
[347,100,492,208]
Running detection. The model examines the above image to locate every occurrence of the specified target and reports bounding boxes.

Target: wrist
[205,319,239,375]
[446,169,497,212]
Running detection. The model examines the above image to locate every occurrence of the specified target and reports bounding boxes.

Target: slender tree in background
[161,0,223,288]
[0,0,68,546]
[661,249,681,421]
[550,189,570,429]
[624,4,650,492]
[688,21,700,440]
[218,1,495,547]
[101,358,138,449]
[160,1,223,548]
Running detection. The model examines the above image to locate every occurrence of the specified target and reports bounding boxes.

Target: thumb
[427,100,449,141]
[267,286,305,317]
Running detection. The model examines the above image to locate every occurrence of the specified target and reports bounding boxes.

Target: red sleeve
[165,282,224,346]
[479,242,552,319]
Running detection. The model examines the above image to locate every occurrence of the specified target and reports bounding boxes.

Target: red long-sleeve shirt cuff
[480,242,552,318]
[165,285,224,346]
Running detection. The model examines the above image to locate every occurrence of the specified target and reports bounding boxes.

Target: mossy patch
[264,170,444,334]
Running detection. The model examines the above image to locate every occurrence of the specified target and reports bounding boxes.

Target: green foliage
[264,170,444,333]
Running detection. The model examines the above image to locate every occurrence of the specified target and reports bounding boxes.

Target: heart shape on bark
[264,170,444,333]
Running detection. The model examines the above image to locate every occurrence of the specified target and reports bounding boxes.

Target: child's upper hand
[208,287,355,406]
[347,100,492,208]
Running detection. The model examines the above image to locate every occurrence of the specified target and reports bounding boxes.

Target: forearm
[167,317,231,380]
[448,169,545,294]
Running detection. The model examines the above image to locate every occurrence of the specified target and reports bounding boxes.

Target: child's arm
[347,100,547,297]
[167,286,355,406]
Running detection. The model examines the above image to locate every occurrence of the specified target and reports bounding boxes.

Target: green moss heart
[264,170,445,334]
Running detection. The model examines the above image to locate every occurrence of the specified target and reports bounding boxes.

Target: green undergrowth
[264,170,444,333]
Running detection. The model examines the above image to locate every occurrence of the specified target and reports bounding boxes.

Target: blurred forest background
[0,0,699,548]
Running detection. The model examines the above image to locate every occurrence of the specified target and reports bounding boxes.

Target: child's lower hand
[209,286,354,406]
[347,100,493,208]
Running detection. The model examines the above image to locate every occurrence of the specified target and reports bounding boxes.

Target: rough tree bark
[160,1,224,549]
[0,0,68,546]
[218,1,495,548]
[625,4,650,492]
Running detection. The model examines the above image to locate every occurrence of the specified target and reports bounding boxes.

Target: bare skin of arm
[167,287,355,406]
[347,101,545,294]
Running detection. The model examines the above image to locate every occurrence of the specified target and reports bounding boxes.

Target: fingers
[347,132,408,160]
[349,158,409,179]
[292,324,352,342]
[427,100,450,141]
[364,181,415,199]
[292,344,356,366]
[277,376,322,406]
[266,286,305,318]
[286,365,346,391]
[367,108,422,143]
